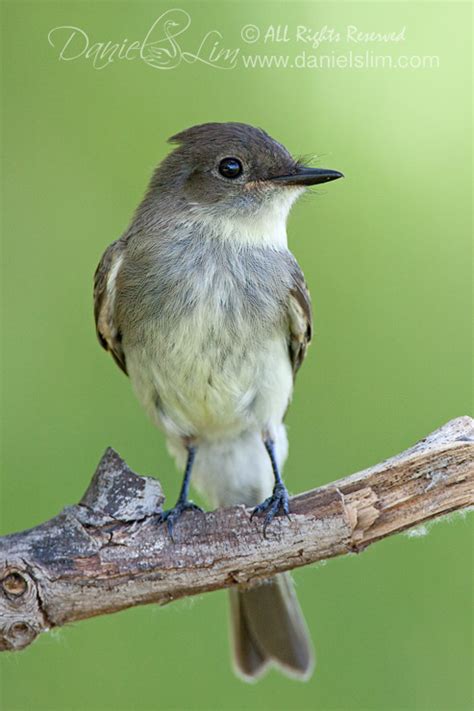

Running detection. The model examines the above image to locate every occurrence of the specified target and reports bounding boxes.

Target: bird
[94,122,343,682]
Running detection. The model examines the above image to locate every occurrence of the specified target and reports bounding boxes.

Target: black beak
[270,166,344,186]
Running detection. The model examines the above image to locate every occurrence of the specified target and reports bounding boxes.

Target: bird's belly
[126,317,293,440]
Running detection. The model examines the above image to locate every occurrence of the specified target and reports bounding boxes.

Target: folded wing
[93,238,127,375]
[287,258,313,377]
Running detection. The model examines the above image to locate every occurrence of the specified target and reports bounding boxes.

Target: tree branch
[1,417,472,652]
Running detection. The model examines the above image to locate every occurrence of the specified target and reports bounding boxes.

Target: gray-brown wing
[93,238,127,375]
[287,261,313,377]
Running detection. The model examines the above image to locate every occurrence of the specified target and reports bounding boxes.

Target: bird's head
[147,122,343,245]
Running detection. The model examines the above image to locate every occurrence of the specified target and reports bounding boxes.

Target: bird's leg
[159,443,203,539]
[251,437,291,536]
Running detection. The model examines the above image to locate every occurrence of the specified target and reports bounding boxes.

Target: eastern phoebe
[94,122,343,681]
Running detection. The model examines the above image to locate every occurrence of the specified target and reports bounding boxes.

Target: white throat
[193,188,304,250]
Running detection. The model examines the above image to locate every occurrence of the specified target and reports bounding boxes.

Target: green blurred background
[1,1,472,710]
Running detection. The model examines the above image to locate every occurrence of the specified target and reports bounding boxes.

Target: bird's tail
[174,425,314,682]
[229,573,314,682]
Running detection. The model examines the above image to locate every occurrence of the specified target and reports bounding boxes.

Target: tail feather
[229,573,315,682]
[229,589,269,680]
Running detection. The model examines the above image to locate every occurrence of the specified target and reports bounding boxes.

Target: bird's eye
[218,157,243,179]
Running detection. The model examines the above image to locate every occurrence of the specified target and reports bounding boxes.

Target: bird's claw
[251,484,291,537]
[158,500,203,540]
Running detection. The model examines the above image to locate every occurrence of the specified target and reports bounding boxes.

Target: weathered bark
[1,416,472,652]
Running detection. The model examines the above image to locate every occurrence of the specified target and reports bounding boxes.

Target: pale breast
[116,233,294,439]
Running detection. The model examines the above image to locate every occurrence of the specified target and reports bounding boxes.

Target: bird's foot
[251,483,291,537]
[159,499,203,540]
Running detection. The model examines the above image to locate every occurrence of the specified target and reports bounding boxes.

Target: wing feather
[93,239,127,375]
[287,260,313,376]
